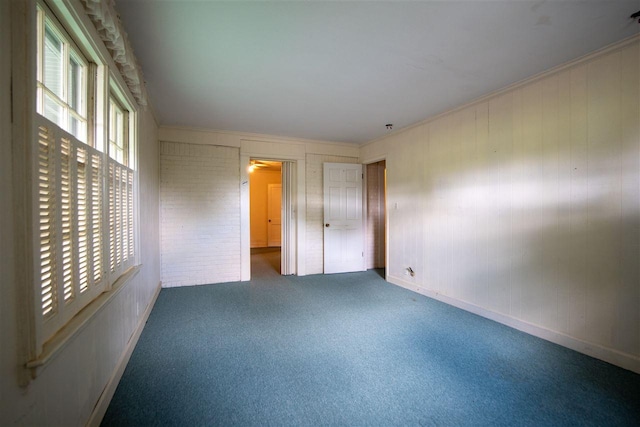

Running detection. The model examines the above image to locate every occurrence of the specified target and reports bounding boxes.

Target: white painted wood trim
[240,154,307,278]
[281,161,296,275]
[240,154,251,281]
[11,0,38,386]
[86,280,162,427]
[27,265,142,374]
[159,126,354,148]
[362,164,368,270]
[295,160,306,276]
[387,275,640,375]
[361,155,387,165]
[47,0,140,112]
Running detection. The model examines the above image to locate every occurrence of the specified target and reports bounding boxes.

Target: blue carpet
[102,251,640,426]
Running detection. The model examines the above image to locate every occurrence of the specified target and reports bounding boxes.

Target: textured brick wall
[160,142,240,287]
[305,154,359,275]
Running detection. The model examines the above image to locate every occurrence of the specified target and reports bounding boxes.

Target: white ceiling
[116,1,640,144]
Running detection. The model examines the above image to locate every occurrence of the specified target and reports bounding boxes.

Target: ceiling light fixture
[386,124,393,130]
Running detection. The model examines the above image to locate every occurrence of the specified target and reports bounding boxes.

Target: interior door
[323,163,364,274]
[267,183,282,247]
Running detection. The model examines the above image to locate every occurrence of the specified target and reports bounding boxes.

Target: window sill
[26,265,142,378]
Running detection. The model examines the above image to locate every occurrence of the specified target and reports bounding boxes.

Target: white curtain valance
[82,0,148,107]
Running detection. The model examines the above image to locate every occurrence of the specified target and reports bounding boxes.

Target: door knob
[325,223,330,227]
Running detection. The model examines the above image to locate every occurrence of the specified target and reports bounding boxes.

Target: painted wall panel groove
[365,40,640,372]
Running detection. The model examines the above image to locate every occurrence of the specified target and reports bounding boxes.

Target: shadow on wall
[391,135,640,358]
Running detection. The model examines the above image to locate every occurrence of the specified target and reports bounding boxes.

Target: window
[32,3,138,354]
[109,97,128,165]
[35,123,105,335]
[107,90,136,281]
[36,6,88,142]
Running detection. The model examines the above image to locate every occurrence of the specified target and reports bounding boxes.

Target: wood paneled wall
[362,40,640,372]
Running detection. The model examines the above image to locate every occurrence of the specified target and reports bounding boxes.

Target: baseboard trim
[387,275,640,375]
[86,281,162,427]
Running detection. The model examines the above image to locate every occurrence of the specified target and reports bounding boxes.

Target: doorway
[267,183,282,247]
[365,160,386,272]
[249,160,282,275]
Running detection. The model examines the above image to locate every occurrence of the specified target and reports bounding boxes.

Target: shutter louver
[109,162,116,272]
[115,165,122,270]
[91,153,102,284]
[77,147,89,293]
[38,125,57,319]
[122,168,128,262]
[59,137,75,303]
[128,170,134,259]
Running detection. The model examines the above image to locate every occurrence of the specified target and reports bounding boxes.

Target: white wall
[159,128,359,283]
[1,2,161,423]
[160,142,241,287]
[1,107,160,426]
[361,39,640,373]
[0,0,18,421]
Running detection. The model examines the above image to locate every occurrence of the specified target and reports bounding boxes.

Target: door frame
[240,151,306,280]
[363,156,388,280]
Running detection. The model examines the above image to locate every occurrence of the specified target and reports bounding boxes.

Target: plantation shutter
[37,123,57,319]
[108,159,135,279]
[31,4,139,358]
[35,116,109,343]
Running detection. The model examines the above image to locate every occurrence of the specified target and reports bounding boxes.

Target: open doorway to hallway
[249,160,282,276]
[250,247,281,277]
[365,160,386,275]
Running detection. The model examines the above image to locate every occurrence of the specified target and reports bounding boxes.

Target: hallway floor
[251,247,281,277]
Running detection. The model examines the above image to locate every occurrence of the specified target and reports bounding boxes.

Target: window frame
[36,3,89,143]
[108,92,129,166]
[106,79,138,283]
[23,0,141,376]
